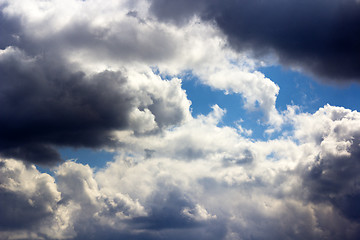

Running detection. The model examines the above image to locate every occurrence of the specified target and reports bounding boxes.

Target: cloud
[0,158,75,239]
[1,0,360,239]
[292,105,360,221]
[150,0,360,82]
[0,46,190,164]
[4,105,359,239]
[1,0,283,126]
[0,0,286,164]
[0,47,130,164]
[2,103,360,239]
[94,106,360,239]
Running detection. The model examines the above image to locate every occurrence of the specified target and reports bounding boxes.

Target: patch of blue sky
[58,147,115,170]
[180,65,360,141]
[260,65,360,113]
[181,74,270,140]
[152,68,264,136]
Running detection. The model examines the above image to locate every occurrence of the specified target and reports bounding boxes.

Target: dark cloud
[0,2,192,165]
[135,189,199,230]
[55,162,226,240]
[0,10,21,49]
[120,188,226,240]
[0,144,62,165]
[302,136,360,221]
[150,0,206,25]
[0,190,53,230]
[0,159,60,234]
[150,0,360,82]
[0,49,132,164]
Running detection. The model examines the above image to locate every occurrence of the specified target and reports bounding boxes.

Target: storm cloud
[0,47,190,164]
[0,47,131,164]
[150,0,360,82]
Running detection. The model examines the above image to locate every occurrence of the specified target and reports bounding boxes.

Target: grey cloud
[150,0,360,82]
[0,190,53,230]
[0,44,190,164]
[0,49,132,164]
[223,149,254,166]
[3,151,360,240]
[0,1,192,165]
[0,144,62,166]
[0,10,21,50]
[302,136,360,221]
[1,9,177,68]
[101,189,226,240]
[55,162,225,240]
[51,20,176,64]
[135,192,199,230]
[150,0,206,25]
[0,159,64,237]
[2,1,360,239]
[285,105,360,229]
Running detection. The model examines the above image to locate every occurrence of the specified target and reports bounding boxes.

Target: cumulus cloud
[292,105,360,221]
[3,105,360,239]
[94,106,360,239]
[0,158,74,239]
[1,0,282,126]
[150,0,360,82]
[0,0,286,164]
[0,46,190,164]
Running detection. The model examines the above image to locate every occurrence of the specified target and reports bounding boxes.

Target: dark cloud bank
[0,48,187,165]
[0,51,132,164]
[151,0,360,82]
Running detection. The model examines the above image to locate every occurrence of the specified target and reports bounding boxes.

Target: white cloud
[0,158,75,239]
[1,0,281,125]
[182,204,217,221]
[2,102,360,239]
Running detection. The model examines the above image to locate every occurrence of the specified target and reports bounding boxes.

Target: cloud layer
[2,105,360,239]
[1,0,360,239]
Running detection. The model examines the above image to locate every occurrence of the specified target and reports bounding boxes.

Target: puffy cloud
[292,105,360,222]
[0,0,283,164]
[1,0,282,127]
[0,158,75,239]
[2,103,360,239]
[0,46,190,164]
[93,106,360,239]
[150,0,360,82]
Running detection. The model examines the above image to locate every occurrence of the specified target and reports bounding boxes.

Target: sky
[1,0,360,239]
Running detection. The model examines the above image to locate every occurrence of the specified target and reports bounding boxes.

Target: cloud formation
[1,0,360,239]
[2,105,360,239]
[150,0,360,82]
[0,46,190,164]
[0,0,286,164]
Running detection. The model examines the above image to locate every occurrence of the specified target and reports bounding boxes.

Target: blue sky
[261,66,360,113]
[1,1,360,239]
